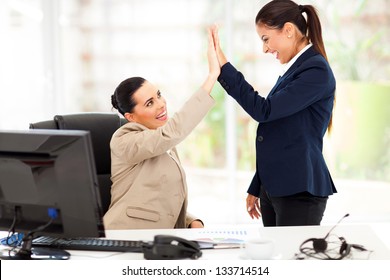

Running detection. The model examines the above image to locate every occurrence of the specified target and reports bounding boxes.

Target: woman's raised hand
[207,26,220,79]
[201,27,220,93]
[210,25,228,67]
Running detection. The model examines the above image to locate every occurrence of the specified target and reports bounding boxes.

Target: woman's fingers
[246,194,261,219]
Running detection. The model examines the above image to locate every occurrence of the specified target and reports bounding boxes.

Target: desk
[62,223,390,260]
[2,224,390,280]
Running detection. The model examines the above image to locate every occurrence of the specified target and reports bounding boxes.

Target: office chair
[30,113,127,215]
[29,119,58,129]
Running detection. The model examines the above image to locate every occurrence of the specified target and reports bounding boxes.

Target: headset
[298,214,368,260]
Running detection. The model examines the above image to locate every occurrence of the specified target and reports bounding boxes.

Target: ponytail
[301,5,328,62]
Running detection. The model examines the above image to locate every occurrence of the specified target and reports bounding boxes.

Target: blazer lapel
[268,46,318,97]
[268,75,283,96]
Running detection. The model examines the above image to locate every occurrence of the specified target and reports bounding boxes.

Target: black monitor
[0,129,105,259]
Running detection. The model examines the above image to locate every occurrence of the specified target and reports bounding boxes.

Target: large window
[1,0,389,225]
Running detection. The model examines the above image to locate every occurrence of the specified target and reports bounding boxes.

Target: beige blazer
[103,88,215,229]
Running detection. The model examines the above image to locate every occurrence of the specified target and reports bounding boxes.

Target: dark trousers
[259,185,328,227]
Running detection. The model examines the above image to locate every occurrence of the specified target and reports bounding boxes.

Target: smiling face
[124,81,168,129]
[256,22,298,64]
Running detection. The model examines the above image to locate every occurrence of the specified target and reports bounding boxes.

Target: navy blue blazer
[218,46,337,197]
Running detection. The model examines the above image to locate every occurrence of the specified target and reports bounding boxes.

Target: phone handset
[143,234,202,260]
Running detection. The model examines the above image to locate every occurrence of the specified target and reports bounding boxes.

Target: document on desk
[189,228,260,249]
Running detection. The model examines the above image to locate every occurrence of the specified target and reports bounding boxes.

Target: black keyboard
[32,236,145,252]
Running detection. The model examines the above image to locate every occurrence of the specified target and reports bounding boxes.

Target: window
[1,0,389,225]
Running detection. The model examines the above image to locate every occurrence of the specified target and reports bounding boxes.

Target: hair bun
[111,94,119,109]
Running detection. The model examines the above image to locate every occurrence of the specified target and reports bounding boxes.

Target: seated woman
[103,28,219,229]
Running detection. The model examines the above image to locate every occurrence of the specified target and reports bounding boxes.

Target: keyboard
[32,236,145,252]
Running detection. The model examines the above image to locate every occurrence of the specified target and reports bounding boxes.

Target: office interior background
[0,0,389,226]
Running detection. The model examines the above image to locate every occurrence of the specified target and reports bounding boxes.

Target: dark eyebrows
[143,97,153,106]
[143,90,160,106]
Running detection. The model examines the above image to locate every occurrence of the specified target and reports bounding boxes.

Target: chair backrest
[29,119,58,129]
[30,113,127,214]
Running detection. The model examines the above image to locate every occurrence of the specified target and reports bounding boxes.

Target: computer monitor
[0,129,105,259]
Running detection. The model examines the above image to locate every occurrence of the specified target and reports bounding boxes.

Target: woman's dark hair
[255,0,328,61]
[256,0,333,132]
[111,77,146,116]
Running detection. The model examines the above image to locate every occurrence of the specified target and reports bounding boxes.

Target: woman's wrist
[208,71,220,81]
[201,74,218,93]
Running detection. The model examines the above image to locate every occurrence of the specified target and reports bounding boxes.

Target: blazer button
[257,135,264,142]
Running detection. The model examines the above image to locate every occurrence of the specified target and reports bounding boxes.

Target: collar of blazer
[268,46,318,97]
[115,121,149,136]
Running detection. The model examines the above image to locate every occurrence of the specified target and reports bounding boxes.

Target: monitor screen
[0,129,105,259]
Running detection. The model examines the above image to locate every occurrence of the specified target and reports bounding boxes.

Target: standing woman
[212,0,337,226]
[103,28,219,229]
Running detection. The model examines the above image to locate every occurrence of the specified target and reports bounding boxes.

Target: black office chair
[29,119,58,129]
[30,113,127,215]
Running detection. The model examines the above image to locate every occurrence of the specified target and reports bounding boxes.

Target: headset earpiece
[312,238,327,252]
[339,237,348,254]
[300,238,327,253]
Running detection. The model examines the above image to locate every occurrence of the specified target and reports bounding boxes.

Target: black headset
[298,214,368,260]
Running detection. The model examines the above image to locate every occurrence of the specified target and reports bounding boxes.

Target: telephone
[142,235,202,260]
